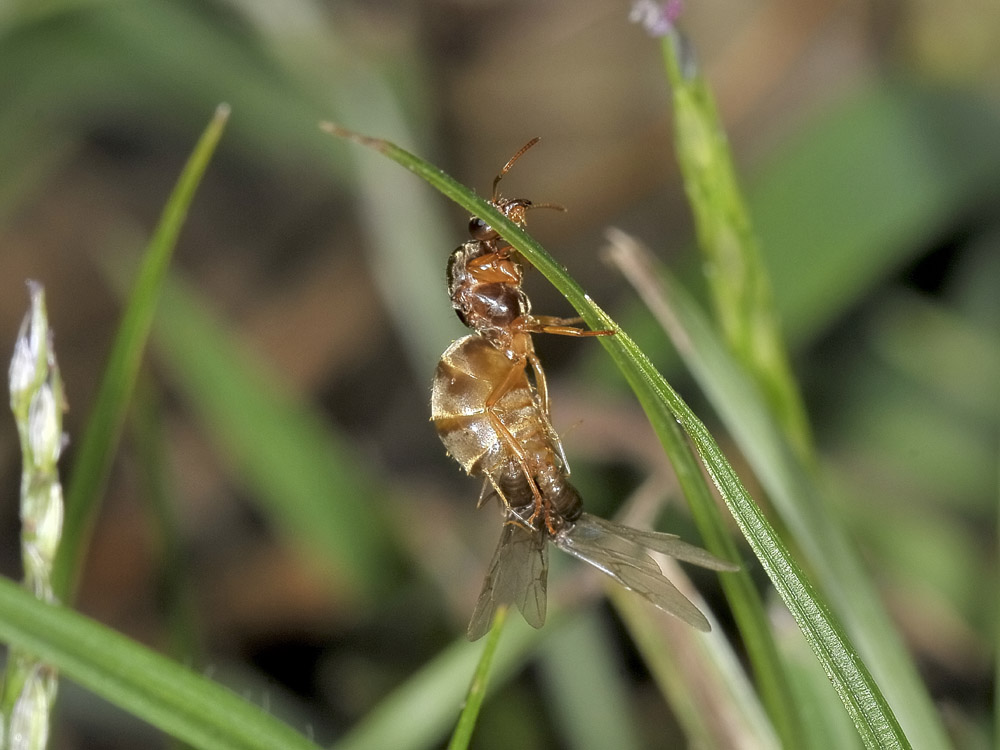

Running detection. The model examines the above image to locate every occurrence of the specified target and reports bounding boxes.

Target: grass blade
[606,233,935,748]
[447,607,507,750]
[0,578,322,750]
[334,617,548,750]
[323,127,913,749]
[607,349,804,748]
[659,32,813,464]
[54,104,230,601]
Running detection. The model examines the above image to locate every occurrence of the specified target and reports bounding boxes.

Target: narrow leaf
[607,234,931,749]
[447,606,507,750]
[660,33,813,463]
[55,105,230,600]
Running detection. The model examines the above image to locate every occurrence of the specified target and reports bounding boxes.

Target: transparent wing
[467,519,549,640]
[585,516,739,571]
[553,513,719,632]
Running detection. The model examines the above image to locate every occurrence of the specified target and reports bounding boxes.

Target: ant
[446,137,613,415]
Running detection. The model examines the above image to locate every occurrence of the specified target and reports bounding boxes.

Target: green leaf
[607,362,803,748]
[447,607,508,750]
[606,236,934,749]
[54,104,230,601]
[0,578,322,750]
[660,33,813,464]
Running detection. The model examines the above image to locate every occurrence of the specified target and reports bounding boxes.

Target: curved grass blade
[606,231,945,749]
[0,578,322,750]
[613,394,803,747]
[323,127,912,750]
[54,104,230,601]
[447,606,508,750]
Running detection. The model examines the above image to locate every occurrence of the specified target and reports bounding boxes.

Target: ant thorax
[446,240,531,347]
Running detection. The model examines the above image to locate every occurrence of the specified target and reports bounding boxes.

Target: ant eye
[469,217,494,240]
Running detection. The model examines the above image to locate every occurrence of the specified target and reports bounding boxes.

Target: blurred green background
[0,0,997,747]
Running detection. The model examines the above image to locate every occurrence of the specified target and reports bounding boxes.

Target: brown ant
[446,137,613,414]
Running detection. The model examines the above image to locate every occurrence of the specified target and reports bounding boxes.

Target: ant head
[467,197,541,240]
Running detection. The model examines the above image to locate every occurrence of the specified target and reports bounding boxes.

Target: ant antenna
[527,201,566,214]
[492,137,542,202]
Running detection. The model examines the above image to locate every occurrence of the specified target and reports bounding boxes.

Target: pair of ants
[432,137,612,537]
[428,139,734,639]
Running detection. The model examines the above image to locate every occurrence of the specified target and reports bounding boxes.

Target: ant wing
[584,516,739,572]
[467,518,549,641]
[553,513,716,632]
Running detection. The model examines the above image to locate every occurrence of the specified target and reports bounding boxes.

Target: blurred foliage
[0,0,997,748]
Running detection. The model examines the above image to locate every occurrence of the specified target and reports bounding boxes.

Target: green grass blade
[578,238,803,745]
[607,343,803,748]
[606,236,939,748]
[660,33,813,464]
[334,617,549,750]
[54,104,230,601]
[0,578,322,750]
[447,607,508,750]
[584,298,907,750]
[324,128,913,750]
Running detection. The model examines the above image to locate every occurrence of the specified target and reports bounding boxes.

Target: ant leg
[488,413,547,525]
[505,505,552,537]
[481,358,548,524]
[530,315,615,337]
[524,351,576,473]
[533,314,584,326]
[526,350,551,415]
[477,479,499,509]
[483,355,529,412]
